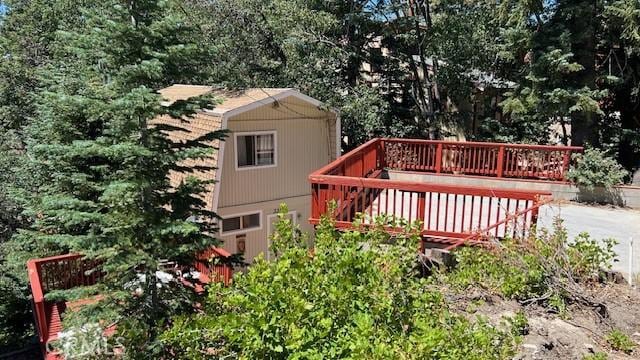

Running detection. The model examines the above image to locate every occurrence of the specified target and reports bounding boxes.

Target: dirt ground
[446,282,640,359]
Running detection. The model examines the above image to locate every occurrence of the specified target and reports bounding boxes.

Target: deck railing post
[378,139,386,169]
[435,143,443,174]
[497,145,505,178]
[27,260,48,345]
[311,184,320,219]
[561,151,571,180]
[417,192,427,253]
[531,196,541,225]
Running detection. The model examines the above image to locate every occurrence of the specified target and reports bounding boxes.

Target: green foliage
[1,0,639,354]
[506,311,529,337]
[1,0,226,354]
[446,243,546,300]
[568,148,628,189]
[606,329,635,354]
[0,272,34,351]
[443,219,618,311]
[0,0,92,350]
[568,233,618,279]
[161,207,521,359]
[583,352,608,360]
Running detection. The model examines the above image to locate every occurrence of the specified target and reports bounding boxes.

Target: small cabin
[156,85,340,263]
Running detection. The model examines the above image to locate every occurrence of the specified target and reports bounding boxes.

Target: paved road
[538,202,640,280]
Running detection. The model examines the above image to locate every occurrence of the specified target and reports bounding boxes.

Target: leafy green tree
[161,207,521,359]
[6,0,225,353]
[602,0,640,172]
[185,0,452,148]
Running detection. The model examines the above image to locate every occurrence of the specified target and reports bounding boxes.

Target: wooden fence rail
[382,138,582,181]
[27,254,103,352]
[27,248,233,359]
[309,138,565,248]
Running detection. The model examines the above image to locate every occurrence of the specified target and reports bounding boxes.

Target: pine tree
[14,0,225,353]
[0,0,92,349]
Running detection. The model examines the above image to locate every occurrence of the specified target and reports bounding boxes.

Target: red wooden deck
[27,248,232,359]
[309,138,568,249]
[27,254,103,359]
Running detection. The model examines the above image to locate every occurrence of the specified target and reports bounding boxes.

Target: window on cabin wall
[221,212,261,235]
[235,131,276,169]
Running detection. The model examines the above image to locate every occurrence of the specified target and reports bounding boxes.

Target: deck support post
[311,184,323,219]
[378,139,386,169]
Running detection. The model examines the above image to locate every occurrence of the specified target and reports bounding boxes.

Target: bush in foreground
[161,207,521,359]
[442,219,617,313]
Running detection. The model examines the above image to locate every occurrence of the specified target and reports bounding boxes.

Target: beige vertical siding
[217,195,314,264]
[218,96,337,208]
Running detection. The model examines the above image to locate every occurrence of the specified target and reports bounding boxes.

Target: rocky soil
[447,282,640,359]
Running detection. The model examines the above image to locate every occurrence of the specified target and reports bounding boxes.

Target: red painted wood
[497,145,505,177]
[435,143,443,173]
[29,247,233,359]
[309,138,564,251]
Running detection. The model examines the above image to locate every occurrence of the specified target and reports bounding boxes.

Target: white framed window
[234,131,277,170]
[220,211,262,236]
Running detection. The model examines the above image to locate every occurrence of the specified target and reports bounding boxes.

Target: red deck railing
[194,247,234,286]
[27,248,233,359]
[309,138,559,248]
[27,254,103,356]
[381,138,582,181]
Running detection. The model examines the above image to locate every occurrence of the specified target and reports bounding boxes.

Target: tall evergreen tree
[11,0,225,353]
[0,0,92,350]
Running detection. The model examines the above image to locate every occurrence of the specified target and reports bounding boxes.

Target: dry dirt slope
[449,282,640,359]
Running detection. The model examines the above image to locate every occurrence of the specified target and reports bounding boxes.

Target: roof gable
[154,85,332,212]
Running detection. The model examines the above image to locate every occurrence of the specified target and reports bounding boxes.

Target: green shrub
[606,329,635,353]
[506,311,529,337]
[161,205,521,359]
[568,148,627,190]
[568,233,617,280]
[0,272,34,352]
[443,219,617,311]
[583,352,607,360]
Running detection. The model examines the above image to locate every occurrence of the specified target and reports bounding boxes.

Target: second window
[236,131,276,169]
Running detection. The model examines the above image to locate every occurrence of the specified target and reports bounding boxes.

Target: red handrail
[383,138,583,151]
[28,248,233,358]
[26,258,48,346]
[27,253,93,349]
[310,138,382,178]
[309,138,567,248]
[312,138,583,182]
[381,138,582,181]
